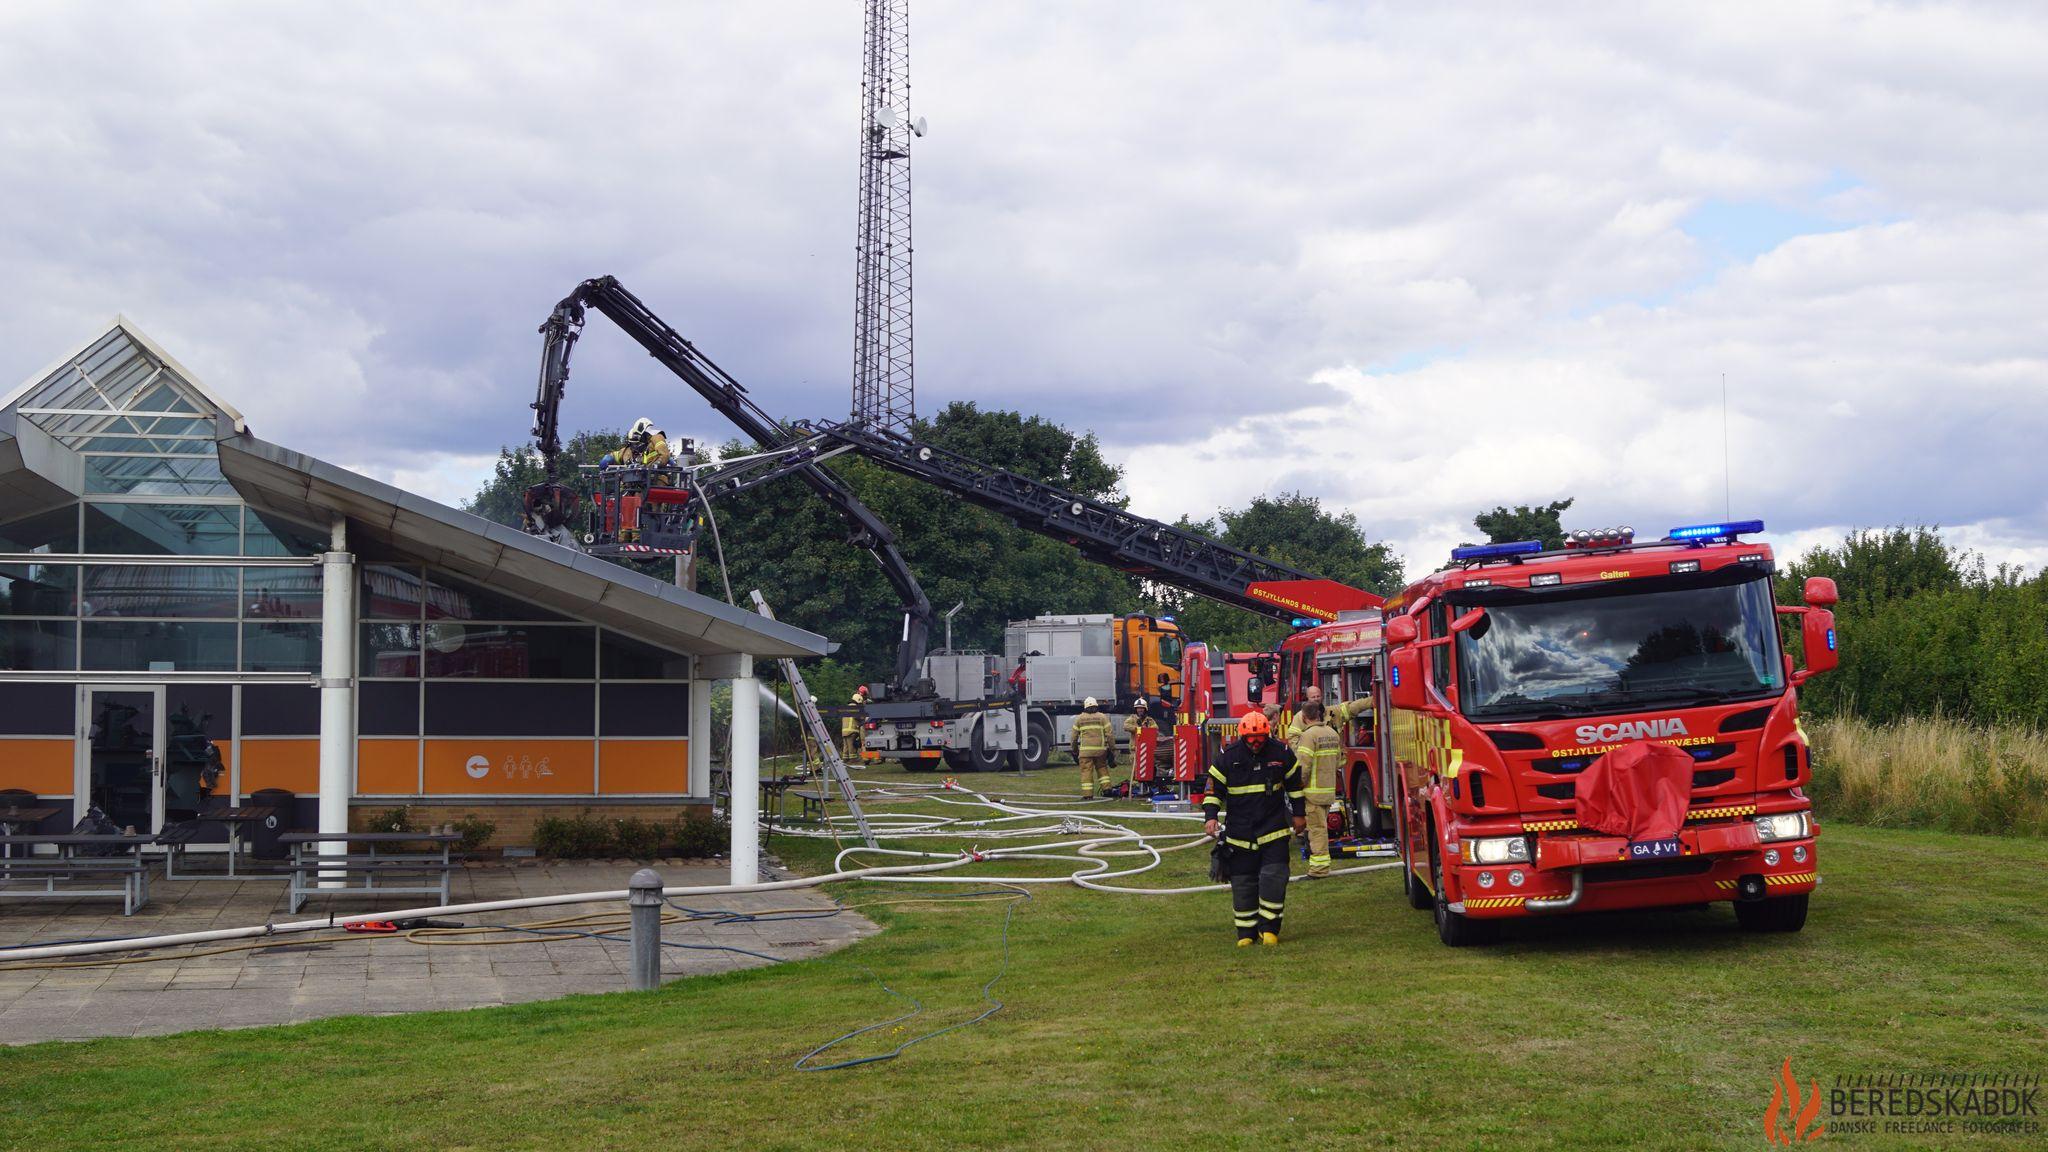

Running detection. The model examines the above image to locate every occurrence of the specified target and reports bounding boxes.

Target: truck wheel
[941,750,974,773]
[1734,892,1809,933]
[1431,827,1499,947]
[1350,769,1386,839]
[1023,716,1053,771]
[969,721,1007,772]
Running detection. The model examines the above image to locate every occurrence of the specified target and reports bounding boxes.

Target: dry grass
[1809,714,2048,836]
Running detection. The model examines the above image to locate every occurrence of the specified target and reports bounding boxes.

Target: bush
[610,818,664,860]
[364,806,414,833]
[671,814,729,859]
[451,816,497,854]
[531,810,731,859]
[533,812,614,859]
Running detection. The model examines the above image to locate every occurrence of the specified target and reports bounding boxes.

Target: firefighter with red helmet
[1204,709,1306,946]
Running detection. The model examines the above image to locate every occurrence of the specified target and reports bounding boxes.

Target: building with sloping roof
[1,318,815,865]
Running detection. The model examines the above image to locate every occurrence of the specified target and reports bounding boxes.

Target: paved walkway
[0,860,875,1045]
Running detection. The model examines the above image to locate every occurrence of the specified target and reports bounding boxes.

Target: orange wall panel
[423,739,594,795]
[240,739,320,794]
[356,739,420,795]
[0,739,74,796]
[598,739,688,795]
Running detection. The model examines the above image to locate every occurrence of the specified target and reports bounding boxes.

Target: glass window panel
[82,620,236,671]
[242,509,327,558]
[0,620,76,670]
[0,506,79,554]
[83,454,231,497]
[81,565,238,618]
[600,630,691,680]
[424,623,594,679]
[84,503,239,555]
[244,567,321,620]
[361,622,423,678]
[242,621,321,673]
[361,565,426,620]
[359,681,420,736]
[423,572,568,622]
[1,563,76,617]
[134,382,204,415]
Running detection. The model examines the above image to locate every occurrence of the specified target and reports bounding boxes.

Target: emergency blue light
[1666,519,1765,541]
[1450,540,1544,561]
[1290,616,1317,629]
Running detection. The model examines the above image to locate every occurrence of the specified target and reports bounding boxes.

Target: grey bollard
[629,868,663,991]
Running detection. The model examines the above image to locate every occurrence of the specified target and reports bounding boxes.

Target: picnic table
[0,833,156,915]
[158,806,280,880]
[280,831,460,913]
[0,806,62,859]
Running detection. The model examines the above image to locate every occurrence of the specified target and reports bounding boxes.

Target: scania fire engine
[1379,520,1839,946]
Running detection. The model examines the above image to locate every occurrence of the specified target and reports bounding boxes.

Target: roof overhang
[216,432,827,660]
[0,408,82,519]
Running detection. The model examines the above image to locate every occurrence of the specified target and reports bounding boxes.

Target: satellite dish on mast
[875,107,898,128]
[911,116,927,137]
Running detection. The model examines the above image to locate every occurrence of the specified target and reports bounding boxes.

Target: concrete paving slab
[1,859,876,1045]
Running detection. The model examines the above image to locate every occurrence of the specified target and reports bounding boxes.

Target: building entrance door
[76,686,166,834]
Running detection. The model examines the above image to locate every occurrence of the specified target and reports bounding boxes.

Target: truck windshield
[1454,574,1783,720]
[1158,635,1183,668]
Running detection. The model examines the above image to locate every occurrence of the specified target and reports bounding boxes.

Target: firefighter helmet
[628,417,656,445]
[1238,710,1271,737]
[1083,697,1099,709]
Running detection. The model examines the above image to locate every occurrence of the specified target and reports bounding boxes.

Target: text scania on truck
[1379,520,1840,946]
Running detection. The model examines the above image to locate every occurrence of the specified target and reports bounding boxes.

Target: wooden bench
[0,835,155,915]
[280,832,459,913]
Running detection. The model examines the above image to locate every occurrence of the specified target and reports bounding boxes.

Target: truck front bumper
[1448,821,1819,918]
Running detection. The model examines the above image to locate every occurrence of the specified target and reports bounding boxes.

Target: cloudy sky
[3,2,2044,577]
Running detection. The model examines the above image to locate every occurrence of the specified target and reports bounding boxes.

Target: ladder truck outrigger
[517,276,1381,773]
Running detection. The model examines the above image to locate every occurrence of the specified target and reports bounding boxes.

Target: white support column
[727,654,759,886]
[317,521,356,885]
[688,671,712,798]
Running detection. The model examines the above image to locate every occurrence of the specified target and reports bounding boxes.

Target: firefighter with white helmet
[1070,697,1115,800]
[841,684,870,761]
[600,417,672,468]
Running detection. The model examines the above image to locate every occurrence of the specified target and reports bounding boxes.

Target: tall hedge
[1779,528,2048,726]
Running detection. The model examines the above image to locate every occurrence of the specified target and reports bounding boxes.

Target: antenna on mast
[852,0,920,435]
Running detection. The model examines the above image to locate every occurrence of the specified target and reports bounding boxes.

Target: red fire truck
[1379,520,1838,946]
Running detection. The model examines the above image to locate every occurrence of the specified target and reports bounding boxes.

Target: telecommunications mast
[851,0,923,433]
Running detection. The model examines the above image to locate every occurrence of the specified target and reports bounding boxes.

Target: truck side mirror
[1804,576,1839,608]
[1388,649,1431,712]
[1385,615,1418,646]
[1244,676,1264,703]
[1793,607,1838,685]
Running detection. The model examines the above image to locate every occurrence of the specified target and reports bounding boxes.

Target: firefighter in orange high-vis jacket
[1204,709,1305,946]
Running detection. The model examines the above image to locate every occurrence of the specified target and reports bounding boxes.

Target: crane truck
[518,276,1381,770]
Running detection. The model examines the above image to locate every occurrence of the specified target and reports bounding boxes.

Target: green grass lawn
[3,760,2044,1151]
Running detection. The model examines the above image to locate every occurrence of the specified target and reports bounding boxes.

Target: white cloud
[0,1,2044,581]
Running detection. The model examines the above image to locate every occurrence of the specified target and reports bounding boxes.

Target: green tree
[1161,493,1405,654]
[1473,498,1575,550]
[462,429,625,527]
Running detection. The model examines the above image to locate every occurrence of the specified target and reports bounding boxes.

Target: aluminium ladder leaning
[749,591,877,849]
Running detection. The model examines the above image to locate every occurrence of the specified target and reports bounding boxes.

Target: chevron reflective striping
[1687,804,1758,820]
[1523,818,1578,832]
[1766,872,1817,886]
[1461,896,1526,909]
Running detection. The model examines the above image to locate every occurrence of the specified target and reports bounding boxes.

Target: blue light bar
[1451,540,1544,561]
[1666,519,1765,541]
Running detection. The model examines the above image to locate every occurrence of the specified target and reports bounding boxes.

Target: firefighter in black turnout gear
[1204,709,1306,946]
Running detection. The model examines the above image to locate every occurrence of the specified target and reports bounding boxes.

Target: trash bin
[247,787,297,860]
